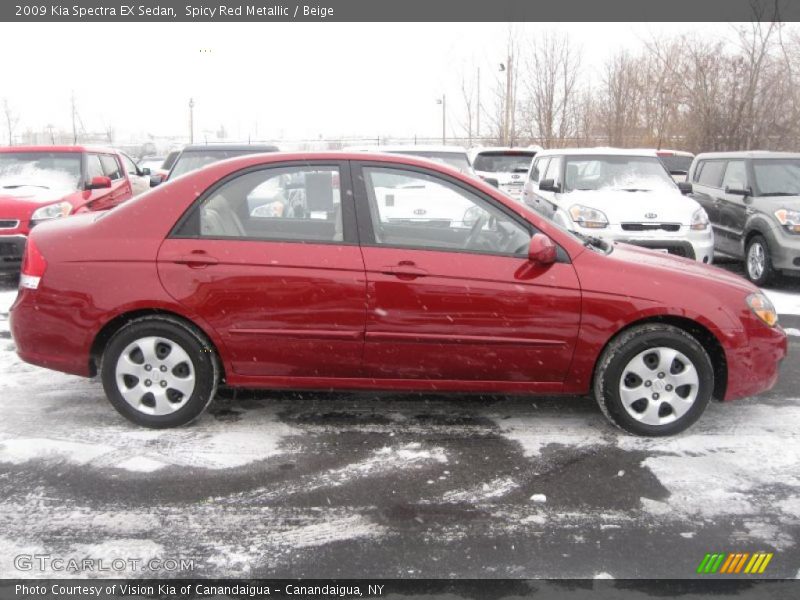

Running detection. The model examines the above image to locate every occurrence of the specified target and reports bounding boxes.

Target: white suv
[523,148,714,263]
[469,146,541,201]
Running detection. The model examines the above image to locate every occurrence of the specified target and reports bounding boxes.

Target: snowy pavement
[0,269,798,579]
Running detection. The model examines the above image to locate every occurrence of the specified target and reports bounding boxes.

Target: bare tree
[3,98,18,146]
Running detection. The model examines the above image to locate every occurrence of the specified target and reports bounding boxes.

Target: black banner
[4,0,800,22]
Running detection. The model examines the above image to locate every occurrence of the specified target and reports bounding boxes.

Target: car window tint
[100,155,123,180]
[542,156,562,185]
[86,154,104,179]
[697,160,725,188]
[362,166,532,256]
[188,166,343,243]
[530,158,548,183]
[721,160,747,190]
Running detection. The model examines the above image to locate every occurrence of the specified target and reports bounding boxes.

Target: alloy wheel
[747,241,765,281]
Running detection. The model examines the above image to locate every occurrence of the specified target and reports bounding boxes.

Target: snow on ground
[0,281,799,578]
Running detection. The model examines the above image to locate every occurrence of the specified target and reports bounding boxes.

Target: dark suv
[688,151,800,285]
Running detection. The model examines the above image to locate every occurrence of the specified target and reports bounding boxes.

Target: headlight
[690,207,709,231]
[568,204,608,229]
[30,201,72,224]
[746,292,778,327]
[774,208,800,233]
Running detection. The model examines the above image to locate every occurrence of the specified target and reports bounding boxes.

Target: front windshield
[0,152,81,191]
[170,150,259,179]
[564,156,677,193]
[658,154,693,174]
[473,153,535,173]
[752,159,800,196]
[390,151,471,172]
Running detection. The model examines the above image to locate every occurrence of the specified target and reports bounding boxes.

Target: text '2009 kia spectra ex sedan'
[10,152,787,436]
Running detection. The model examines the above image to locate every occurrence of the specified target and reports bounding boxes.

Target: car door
[100,154,133,206]
[535,155,563,220]
[523,156,548,211]
[120,152,149,196]
[158,161,367,379]
[81,153,118,212]
[717,159,750,256]
[353,162,581,388]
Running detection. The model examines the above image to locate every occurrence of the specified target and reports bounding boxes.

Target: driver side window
[362,167,532,256]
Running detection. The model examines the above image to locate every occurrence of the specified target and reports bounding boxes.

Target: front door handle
[381,264,428,279]
[174,254,219,268]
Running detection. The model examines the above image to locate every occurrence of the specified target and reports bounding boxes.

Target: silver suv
[688,151,800,285]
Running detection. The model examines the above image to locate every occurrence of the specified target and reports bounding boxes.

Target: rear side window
[542,156,563,186]
[695,160,726,188]
[100,155,123,180]
[721,160,747,190]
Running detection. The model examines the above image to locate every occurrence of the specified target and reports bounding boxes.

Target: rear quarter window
[695,160,726,188]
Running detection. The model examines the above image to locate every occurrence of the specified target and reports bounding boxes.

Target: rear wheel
[101,317,218,428]
[745,234,775,286]
[594,324,714,436]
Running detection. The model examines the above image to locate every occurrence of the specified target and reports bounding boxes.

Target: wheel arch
[89,308,226,382]
[592,315,728,402]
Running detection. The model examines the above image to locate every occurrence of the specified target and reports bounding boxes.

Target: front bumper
[760,224,800,273]
[575,224,714,263]
[0,235,26,272]
[723,319,788,401]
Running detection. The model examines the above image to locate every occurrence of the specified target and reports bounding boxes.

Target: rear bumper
[0,235,26,272]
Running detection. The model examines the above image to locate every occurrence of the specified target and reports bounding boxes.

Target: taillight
[20,237,47,290]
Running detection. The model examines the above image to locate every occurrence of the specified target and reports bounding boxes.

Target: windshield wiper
[571,230,610,252]
[617,188,652,192]
[760,192,798,197]
[2,184,50,190]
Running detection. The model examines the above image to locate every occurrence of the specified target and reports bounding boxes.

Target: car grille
[0,220,19,230]
[0,242,23,258]
[621,222,681,232]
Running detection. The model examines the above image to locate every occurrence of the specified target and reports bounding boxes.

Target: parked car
[0,145,133,273]
[118,151,152,196]
[138,155,166,172]
[152,144,280,187]
[10,152,786,435]
[652,149,695,182]
[688,151,800,285]
[523,148,713,263]
[344,145,475,175]
[469,146,541,201]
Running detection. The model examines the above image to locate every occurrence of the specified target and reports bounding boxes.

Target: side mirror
[140,167,151,176]
[149,174,164,187]
[483,177,499,188]
[86,175,111,190]
[539,179,561,193]
[528,233,557,266]
[677,181,693,195]
[725,185,751,197]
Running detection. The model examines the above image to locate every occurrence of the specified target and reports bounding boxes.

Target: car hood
[563,189,701,225]
[0,188,76,219]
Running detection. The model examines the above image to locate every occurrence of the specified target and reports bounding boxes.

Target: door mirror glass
[86,175,111,190]
[140,167,151,176]
[539,179,560,193]
[677,181,693,195]
[528,233,557,265]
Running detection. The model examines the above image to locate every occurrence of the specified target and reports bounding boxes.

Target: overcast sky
[0,22,737,144]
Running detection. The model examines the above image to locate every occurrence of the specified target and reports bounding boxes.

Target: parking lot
[0,263,798,580]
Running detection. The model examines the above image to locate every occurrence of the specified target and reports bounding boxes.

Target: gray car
[688,151,800,285]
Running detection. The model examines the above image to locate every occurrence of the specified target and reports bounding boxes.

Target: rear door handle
[174,254,219,268]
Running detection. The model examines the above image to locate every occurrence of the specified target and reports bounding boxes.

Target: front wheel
[594,324,714,436]
[745,234,775,286]
[101,316,219,428]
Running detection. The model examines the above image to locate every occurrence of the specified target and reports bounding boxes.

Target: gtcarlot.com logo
[697,552,773,575]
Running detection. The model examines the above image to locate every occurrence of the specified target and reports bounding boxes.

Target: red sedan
[0,146,134,273]
[9,152,787,435]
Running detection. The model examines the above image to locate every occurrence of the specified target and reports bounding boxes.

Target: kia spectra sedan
[9,152,787,435]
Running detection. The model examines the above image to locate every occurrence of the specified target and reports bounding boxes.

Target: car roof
[694,150,800,160]
[468,146,542,162]
[634,148,694,157]
[180,144,280,153]
[535,147,666,158]
[343,144,468,154]
[0,145,119,154]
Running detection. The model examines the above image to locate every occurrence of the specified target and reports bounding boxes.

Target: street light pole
[436,95,446,145]
[189,98,195,144]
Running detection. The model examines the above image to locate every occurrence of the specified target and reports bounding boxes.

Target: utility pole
[505,48,513,146]
[436,94,446,145]
[188,98,195,143]
[71,92,77,144]
[476,67,481,138]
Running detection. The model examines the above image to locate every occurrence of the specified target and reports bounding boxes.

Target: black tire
[100,316,219,428]
[745,234,775,286]
[594,324,714,436]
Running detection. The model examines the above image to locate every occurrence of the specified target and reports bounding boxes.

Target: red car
[9,152,787,435]
[0,146,134,273]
